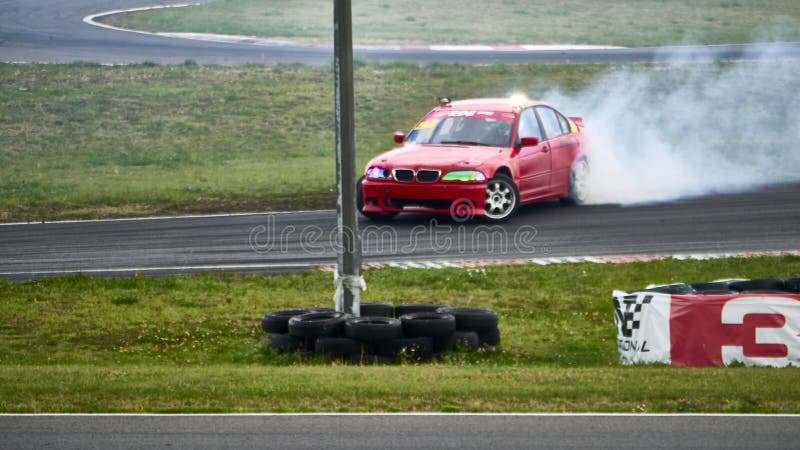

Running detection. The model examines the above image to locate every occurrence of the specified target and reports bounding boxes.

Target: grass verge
[100,0,800,47]
[0,61,605,223]
[3,59,789,223]
[1,255,798,412]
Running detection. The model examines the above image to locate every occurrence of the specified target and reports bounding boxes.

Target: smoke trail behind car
[544,45,800,205]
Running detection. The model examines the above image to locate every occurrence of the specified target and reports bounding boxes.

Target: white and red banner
[613,291,800,367]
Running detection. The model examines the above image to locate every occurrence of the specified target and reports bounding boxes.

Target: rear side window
[517,108,543,141]
[536,107,563,140]
[557,112,571,134]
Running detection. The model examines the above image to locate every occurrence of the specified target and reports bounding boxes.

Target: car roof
[445,97,547,112]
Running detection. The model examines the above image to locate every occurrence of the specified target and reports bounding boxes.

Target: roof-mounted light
[510,93,529,107]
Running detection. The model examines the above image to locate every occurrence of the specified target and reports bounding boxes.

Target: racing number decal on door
[720,297,800,367]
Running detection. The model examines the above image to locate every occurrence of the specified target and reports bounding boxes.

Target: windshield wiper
[438,140,493,146]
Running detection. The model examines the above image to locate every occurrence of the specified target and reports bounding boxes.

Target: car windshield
[406,110,515,147]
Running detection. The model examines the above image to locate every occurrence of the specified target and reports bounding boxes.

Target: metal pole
[333,0,361,316]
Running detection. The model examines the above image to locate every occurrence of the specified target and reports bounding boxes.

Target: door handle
[542,146,550,153]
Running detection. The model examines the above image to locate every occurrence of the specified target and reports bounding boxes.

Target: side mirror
[520,136,539,147]
[393,132,405,144]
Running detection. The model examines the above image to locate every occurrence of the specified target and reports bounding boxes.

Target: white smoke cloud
[544,44,800,205]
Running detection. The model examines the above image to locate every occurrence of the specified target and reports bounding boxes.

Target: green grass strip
[2,365,798,413]
[0,61,606,223]
[101,0,800,47]
[1,255,799,412]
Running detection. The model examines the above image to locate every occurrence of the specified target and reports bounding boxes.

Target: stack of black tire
[261,302,500,363]
[643,277,800,295]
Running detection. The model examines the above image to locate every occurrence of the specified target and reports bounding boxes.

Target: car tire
[345,316,403,342]
[360,302,394,317]
[728,278,786,293]
[395,303,448,318]
[357,176,397,221]
[262,308,318,334]
[315,337,372,358]
[400,312,457,337]
[288,311,347,339]
[483,173,519,222]
[268,333,303,352]
[561,158,589,205]
[478,328,501,346]
[375,337,434,361]
[434,331,480,353]
[436,307,498,332]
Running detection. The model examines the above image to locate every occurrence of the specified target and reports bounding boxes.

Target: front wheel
[562,158,589,205]
[357,176,398,221]
[483,174,519,222]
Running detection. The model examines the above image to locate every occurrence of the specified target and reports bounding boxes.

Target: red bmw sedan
[358,97,588,222]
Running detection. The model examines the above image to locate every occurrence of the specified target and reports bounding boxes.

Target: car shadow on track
[358,199,573,230]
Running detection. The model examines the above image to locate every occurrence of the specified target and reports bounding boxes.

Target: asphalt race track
[2,2,800,446]
[1,0,799,282]
[1,183,799,281]
[2,0,800,65]
[1,414,799,450]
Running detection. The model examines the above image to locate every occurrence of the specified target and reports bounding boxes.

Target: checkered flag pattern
[613,294,653,338]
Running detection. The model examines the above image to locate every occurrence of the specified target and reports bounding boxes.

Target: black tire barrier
[268,333,303,352]
[400,312,457,337]
[315,337,373,357]
[786,278,800,293]
[375,337,434,361]
[360,302,395,317]
[395,303,449,318]
[690,281,734,294]
[728,278,786,293]
[262,304,498,363]
[345,316,403,342]
[434,331,480,353]
[643,283,694,294]
[478,328,501,346]
[262,308,320,334]
[643,278,800,295]
[436,307,498,332]
[287,312,347,339]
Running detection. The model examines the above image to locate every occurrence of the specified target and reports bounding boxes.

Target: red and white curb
[319,250,800,271]
[83,4,623,52]
[2,250,796,278]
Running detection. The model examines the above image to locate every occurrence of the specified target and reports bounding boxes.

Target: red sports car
[358,97,588,222]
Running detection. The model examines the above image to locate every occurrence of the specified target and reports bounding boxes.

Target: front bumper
[361,179,487,216]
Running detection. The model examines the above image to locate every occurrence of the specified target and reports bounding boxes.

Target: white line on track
[81,4,625,53]
[0,262,317,277]
[4,250,797,278]
[82,3,196,36]
[0,209,334,226]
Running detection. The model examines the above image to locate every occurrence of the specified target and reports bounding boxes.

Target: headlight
[366,166,393,180]
[441,170,487,182]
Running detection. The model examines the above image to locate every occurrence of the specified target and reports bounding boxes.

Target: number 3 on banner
[721,297,800,367]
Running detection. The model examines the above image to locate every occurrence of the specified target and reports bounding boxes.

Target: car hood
[369,144,507,170]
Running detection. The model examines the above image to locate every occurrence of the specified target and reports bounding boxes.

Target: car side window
[556,111,571,134]
[517,108,543,142]
[535,107,563,140]
[533,108,559,139]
